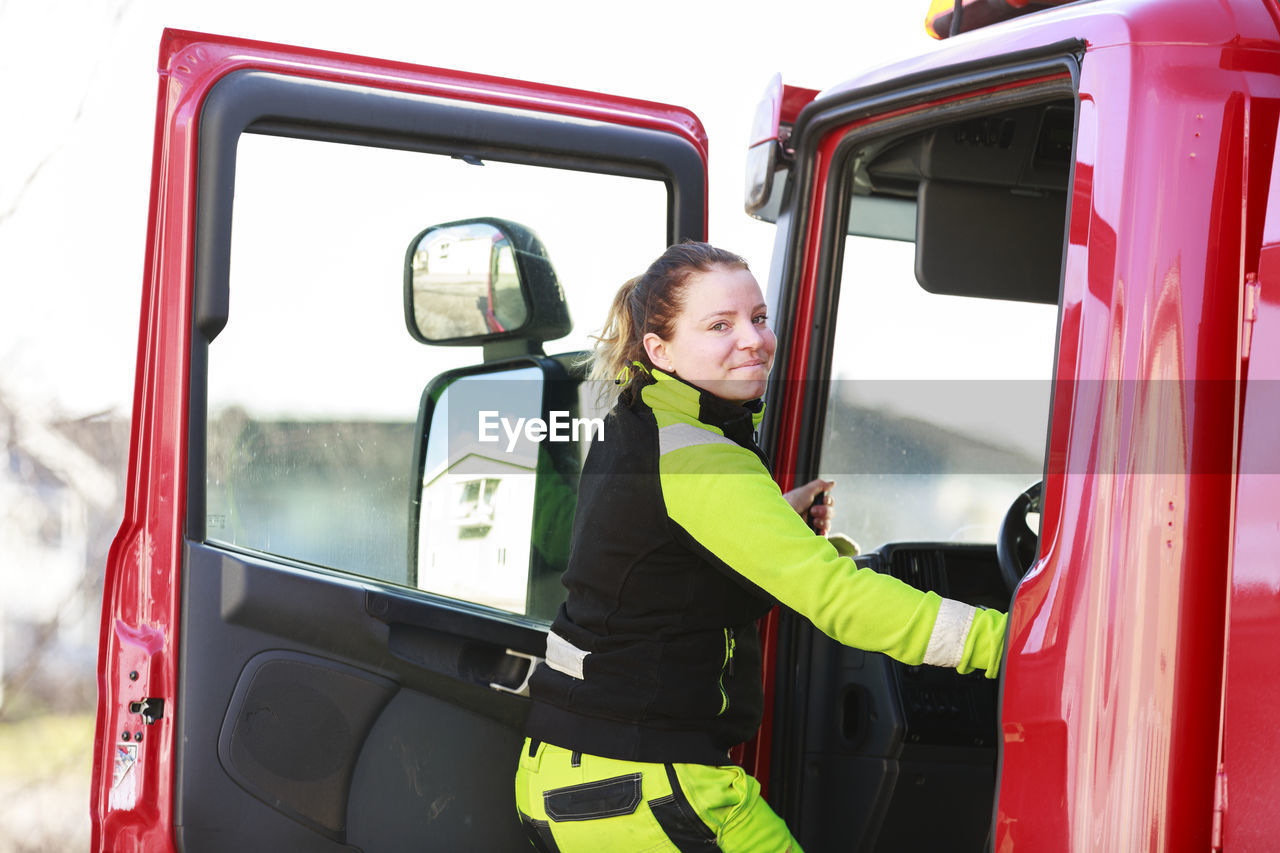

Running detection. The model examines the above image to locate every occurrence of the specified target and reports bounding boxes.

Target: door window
[204,133,665,615]
[817,98,1071,549]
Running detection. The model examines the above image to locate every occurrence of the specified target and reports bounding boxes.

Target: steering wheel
[996,481,1042,593]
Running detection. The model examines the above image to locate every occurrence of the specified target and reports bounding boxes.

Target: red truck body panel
[997,6,1278,849]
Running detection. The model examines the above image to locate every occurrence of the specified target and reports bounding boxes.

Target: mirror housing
[404,217,571,355]
[744,75,819,218]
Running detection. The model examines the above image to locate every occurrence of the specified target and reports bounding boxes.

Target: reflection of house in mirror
[417,451,535,614]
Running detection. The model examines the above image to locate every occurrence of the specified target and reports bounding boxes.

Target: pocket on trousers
[543,773,644,822]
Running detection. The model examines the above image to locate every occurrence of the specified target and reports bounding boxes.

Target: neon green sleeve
[658,430,1005,677]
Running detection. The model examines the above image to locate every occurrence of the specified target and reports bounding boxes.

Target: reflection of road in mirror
[413,273,491,339]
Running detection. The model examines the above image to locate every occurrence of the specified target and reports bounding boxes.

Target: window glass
[820,106,1068,550]
[205,133,666,618]
[822,237,1057,549]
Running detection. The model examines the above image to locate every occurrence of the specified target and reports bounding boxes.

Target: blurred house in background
[0,392,125,712]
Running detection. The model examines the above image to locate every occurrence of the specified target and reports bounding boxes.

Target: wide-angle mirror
[411,359,587,622]
[415,366,543,611]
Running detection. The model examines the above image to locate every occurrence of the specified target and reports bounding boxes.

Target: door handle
[490,649,541,697]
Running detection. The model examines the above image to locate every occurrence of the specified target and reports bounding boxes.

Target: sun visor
[914,180,1064,304]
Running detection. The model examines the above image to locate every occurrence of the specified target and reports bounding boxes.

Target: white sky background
[0,0,938,419]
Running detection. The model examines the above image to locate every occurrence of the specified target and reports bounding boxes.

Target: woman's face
[643,266,776,403]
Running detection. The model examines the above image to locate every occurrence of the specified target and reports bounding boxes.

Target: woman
[515,242,1006,852]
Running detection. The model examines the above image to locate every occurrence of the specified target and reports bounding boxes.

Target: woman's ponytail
[587,275,647,392]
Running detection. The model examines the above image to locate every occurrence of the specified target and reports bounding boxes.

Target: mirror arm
[483,338,545,362]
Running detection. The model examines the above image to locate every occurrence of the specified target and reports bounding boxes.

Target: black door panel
[347,690,527,849]
[217,651,398,842]
[176,543,538,850]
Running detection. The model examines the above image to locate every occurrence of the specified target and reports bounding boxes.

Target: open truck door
[91,30,707,851]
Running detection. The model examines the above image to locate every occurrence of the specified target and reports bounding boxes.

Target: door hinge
[1241,273,1261,361]
[1211,765,1228,852]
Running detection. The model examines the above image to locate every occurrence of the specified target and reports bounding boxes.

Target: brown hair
[588,241,749,401]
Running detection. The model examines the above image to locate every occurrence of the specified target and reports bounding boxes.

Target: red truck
[92,0,1280,849]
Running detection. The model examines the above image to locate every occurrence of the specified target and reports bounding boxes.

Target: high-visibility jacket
[525,370,1005,765]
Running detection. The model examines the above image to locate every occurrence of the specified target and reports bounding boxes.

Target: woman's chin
[711,377,767,403]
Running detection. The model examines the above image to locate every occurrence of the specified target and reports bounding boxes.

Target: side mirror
[404,218,571,356]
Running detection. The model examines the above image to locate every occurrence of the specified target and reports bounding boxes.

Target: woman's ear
[643,332,673,373]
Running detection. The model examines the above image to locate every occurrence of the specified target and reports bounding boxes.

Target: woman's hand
[783,478,835,535]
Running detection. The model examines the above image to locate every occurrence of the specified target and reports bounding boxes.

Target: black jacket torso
[525,374,775,765]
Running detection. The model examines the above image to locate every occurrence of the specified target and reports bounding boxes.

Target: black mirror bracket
[483,338,545,362]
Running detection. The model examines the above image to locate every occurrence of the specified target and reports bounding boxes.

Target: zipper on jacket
[717,628,736,716]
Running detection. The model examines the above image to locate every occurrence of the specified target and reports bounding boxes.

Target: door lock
[129,698,165,725]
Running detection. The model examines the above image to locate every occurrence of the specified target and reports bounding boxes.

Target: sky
[0,0,937,419]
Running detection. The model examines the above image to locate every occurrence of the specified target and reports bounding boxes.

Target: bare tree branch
[0,0,137,227]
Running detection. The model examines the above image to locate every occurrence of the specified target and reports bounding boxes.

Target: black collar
[637,370,765,451]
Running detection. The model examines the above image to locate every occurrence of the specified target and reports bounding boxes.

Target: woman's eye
[710,322,728,332]
[753,315,769,325]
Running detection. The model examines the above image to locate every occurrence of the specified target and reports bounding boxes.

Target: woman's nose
[737,323,765,349]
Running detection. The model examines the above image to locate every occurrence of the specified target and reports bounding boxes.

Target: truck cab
[93,1,1280,849]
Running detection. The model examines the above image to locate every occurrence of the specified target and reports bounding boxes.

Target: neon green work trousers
[514,738,802,852]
